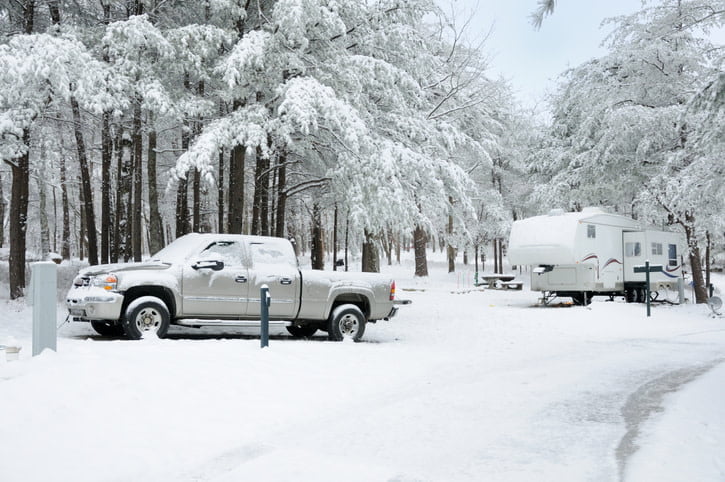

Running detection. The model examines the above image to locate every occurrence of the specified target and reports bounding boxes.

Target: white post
[677,277,685,304]
[31,262,57,356]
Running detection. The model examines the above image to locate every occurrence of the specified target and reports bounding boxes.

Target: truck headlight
[91,274,118,291]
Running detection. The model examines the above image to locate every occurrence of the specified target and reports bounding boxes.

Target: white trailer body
[508,208,684,303]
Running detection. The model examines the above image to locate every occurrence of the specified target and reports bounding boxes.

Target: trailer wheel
[625,289,636,303]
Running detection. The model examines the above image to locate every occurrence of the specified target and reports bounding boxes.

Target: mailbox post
[633,261,663,317]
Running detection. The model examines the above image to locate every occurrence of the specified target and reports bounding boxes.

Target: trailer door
[622,232,646,282]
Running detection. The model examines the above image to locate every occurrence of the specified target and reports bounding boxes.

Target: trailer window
[668,244,678,267]
[587,224,596,238]
[651,243,663,256]
[625,242,641,257]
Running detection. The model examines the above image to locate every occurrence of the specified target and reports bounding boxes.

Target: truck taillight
[390,281,396,301]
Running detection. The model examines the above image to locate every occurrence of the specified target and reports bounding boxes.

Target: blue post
[260,284,270,348]
[645,260,651,317]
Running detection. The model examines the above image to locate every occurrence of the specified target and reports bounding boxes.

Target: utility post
[633,261,663,317]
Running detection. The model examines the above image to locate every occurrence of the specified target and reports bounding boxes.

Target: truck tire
[286,325,319,338]
[328,304,366,342]
[122,296,170,340]
[91,321,125,337]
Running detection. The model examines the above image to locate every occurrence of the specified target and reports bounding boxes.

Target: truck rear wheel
[122,296,170,340]
[328,304,366,342]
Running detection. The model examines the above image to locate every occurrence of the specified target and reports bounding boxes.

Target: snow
[1,253,724,481]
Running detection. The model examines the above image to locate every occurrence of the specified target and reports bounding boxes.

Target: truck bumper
[66,288,124,321]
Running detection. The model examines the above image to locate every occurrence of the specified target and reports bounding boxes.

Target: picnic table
[476,274,523,290]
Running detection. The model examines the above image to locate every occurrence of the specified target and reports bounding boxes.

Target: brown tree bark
[59,150,70,260]
[70,95,98,265]
[147,119,164,254]
[274,153,287,237]
[310,201,324,270]
[132,96,143,261]
[218,148,225,233]
[7,129,30,298]
[361,230,380,273]
[228,143,245,234]
[414,225,428,277]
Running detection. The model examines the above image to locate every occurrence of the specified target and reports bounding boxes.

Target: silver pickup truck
[66,233,404,341]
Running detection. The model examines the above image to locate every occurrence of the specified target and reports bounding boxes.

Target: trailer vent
[548,208,565,216]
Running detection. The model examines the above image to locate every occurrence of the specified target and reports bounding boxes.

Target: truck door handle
[235,276,248,283]
[280,277,292,285]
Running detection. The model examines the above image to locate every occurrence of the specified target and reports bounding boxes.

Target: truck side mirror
[192,260,225,271]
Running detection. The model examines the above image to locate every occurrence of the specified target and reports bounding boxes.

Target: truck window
[199,241,244,266]
[587,225,596,239]
[250,242,297,267]
[668,244,677,267]
[625,242,641,257]
[651,242,663,256]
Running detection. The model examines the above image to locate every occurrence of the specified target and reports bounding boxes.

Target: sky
[442,0,643,108]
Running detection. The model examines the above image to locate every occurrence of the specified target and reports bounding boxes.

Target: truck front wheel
[122,296,170,340]
[328,304,366,342]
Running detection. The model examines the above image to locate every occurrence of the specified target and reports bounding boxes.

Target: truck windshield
[151,235,202,263]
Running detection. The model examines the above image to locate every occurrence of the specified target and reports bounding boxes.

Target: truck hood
[80,261,172,276]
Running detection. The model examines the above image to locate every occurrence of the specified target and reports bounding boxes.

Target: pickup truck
[66,233,404,341]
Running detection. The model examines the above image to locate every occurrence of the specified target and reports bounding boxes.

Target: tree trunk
[414,225,428,277]
[705,231,711,295]
[70,95,98,265]
[60,152,70,260]
[333,205,338,270]
[274,153,287,237]
[447,201,455,273]
[218,148,225,233]
[7,128,30,298]
[260,154,270,236]
[37,175,50,256]
[132,96,143,261]
[310,201,324,270]
[0,172,5,248]
[193,168,201,232]
[101,111,112,263]
[361,230,380,273]
[681,217,708,303]
[251,149,263,235]
[114,130,132,263]
[228,143,245,234]
[147,119,164,253]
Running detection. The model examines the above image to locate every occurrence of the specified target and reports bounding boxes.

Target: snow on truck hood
[80,260,171,276]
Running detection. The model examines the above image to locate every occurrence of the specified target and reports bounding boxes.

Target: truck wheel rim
[339,313,359,337]
[135,307,161,332]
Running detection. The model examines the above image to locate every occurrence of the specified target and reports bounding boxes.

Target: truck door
[246,241,301,319]
[181,240,249,317]
[622,232,646,283]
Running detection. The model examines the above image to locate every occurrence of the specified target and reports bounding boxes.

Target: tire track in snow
[617,358,725,481]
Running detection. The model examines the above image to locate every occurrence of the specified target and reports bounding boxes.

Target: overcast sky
[441,1,646,108]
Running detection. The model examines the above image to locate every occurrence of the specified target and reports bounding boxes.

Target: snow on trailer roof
[508,208,642,266]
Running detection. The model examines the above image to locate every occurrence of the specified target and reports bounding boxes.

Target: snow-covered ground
[1,254,724,481]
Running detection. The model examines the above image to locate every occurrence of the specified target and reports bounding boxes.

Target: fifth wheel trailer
[507,208,685,304]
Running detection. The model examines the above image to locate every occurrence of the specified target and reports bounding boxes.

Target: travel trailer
[507,208,684,304]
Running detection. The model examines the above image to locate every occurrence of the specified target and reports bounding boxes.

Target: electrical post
[31,262,58,356]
